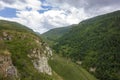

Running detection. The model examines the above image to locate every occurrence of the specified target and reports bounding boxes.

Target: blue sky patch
[41,5,52,9]
[39,9,50,13]
[39,5,53,13]
[40,0,46,3]
[0,8,17,18]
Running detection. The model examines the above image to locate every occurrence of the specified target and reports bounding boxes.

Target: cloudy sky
[0,0,120,33]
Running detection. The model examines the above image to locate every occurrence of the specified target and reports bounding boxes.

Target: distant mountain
[41,25,74,46]
[45,11,120,80]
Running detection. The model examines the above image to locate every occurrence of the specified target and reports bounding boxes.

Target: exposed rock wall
[0,51,18,79]
[28,39,52,75]
[0,31,53,77]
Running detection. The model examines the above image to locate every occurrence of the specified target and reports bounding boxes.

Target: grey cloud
[83,0,120,15]
[41,18,67,30]
[1,0,16,4]
[1,0,26,4]
[48,0,120,15]
[43,22,55,30]
[48,0,120,8]
[84,0,120,10]
[42,19,56,30]
[0,3,4,10]
[47,0,85,8]
[85,0,120,8]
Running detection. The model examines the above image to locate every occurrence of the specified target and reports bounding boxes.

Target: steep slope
[0,20,98,80]
[0,20,54,80]
[52,11,120,80]
[49,54,97,80]
[41,26,73,46]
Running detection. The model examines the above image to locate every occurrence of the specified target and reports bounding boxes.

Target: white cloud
[47,0,120,16]
[0,0,41,10]
[13,7,87,33]
[0,0,88,33]
[0,2,4,10]
[0,0,120,33]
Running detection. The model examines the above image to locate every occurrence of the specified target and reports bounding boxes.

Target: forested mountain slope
[41,26,74,46]
[50,11,120,80]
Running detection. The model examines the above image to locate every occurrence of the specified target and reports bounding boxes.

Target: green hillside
[41,26,73,46]
[0,20,98,80]
[49,11,120,80]
[0,20,55,80]
[0,20,33,32]
[49,54,97,80]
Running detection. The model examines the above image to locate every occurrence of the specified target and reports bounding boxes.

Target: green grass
[0,30,54,80]
[49,54,97,80]
[0,20,54,80]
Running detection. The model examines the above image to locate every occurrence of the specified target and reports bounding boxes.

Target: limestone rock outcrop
[28,40,52,75]
[0,51,18,79]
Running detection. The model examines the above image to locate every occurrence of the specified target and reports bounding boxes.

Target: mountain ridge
[41,25,74,46]
[42,10,120,80]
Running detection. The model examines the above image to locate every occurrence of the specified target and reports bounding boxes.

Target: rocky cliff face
[28,40,52,75]
[0,30,53,79]
[0,50,18,79]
